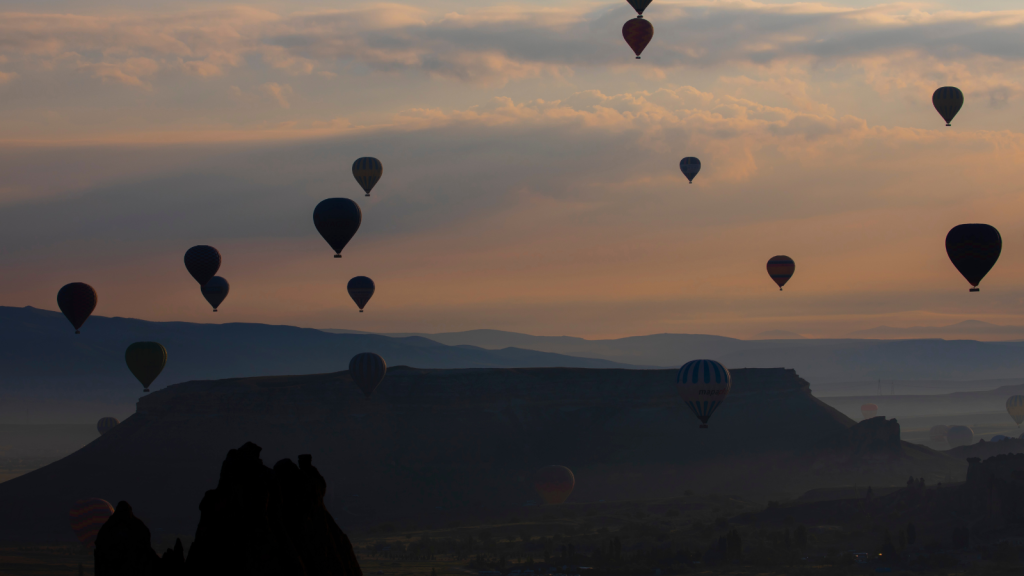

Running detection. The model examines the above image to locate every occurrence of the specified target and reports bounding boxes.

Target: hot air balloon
[96,417,119,435]
[929,425,950,442]
[201,276,229,312]
[946,224,1001,291]
[766,256,795,291]
[352,157,383,197]
[627,0,653,16]
[347,276,375,312]
[126,342,167,393]
[676,359,731,428]
[947,425,973,448]
[861,403,878,419]
[314,198,362,258]
[622,18,653,59]
[184,245,221,286]
[69,498,114,547]
[534,465,575,505]
[1007,395,1024,426]
[932,87,963,127]
[679,157,700,183]
[57,283,97,334]
[349,352,386,397]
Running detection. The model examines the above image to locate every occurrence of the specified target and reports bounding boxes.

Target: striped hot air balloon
[766,256,795,291]
[534,465,575,505]
[679,157,701,183]
[349,352,387,397]
[57,283,97,334]
[347,276,375,312]
[69,498,114,547]
[861,403,878,420]
[1007,395,1024,426]
[352,157,383,197]
[96,417,119,435]
[932,87,963,127]
[676,359,731,428]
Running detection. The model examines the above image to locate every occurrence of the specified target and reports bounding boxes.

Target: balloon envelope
[534,465,575,505]
[349,352,387,397]
[57,283,97,334]
[184,245,221,286]
[947,425,974,448]
[347,276,375,312]
[946,224,1001,291]
[622,18,653,58]
[96,417,119,435]
[679,157,700,183]
[929,424,950,442]
[125,342,167,392]
[69,498,114,547]
[1007,395,1024,426]
[352,157,383,196]
[314,198,362,257]
[201,276,229,311]
[676,359,731,428]
[627,0,653,16]
[932,87,963,126]
[860,403,878,419]
[766,256,795,290]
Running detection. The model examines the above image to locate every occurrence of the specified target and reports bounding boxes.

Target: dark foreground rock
[95,442,361,576]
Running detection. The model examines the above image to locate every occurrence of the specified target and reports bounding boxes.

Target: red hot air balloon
[676,359,731,428]
[69,498,114,547]
[534,465,575,505]
[766,256,795,291]
[622,18,653,59]
[57,283,97,334]
[96,417,119,435]
[861,403,878,419]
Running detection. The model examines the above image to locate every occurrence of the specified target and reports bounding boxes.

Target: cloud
[261,82,293,108]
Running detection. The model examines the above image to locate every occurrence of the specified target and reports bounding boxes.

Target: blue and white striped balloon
[676,359,731,428]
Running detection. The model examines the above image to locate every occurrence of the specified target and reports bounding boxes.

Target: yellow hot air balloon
[1007,395,1024,426]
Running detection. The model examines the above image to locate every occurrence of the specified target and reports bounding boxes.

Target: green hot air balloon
[125,342,167,393]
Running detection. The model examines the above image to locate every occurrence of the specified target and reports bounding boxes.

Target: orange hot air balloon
[861,403,878,419]
[766,256,795,291]
[622,18,653,59]
[534,466,575,505]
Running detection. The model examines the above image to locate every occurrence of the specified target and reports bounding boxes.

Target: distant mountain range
[847,320,1024,341]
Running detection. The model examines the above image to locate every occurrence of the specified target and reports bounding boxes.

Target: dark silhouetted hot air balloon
[932,87,963,127]
[184,245,221,286]
[679,157,700,183]
[676,359,731,428]
[314,198,362,258]
[766,256,795,291]
[534,465,575,505]
[627,0,653,16]
[1007,395,1024,426]
[126,342,167,393]
[352,157,383,197]
[349,352,386,397]
[96,417,119,435]
[622,18,653,59]
[57,283,97,334]
[348,276,375,312]
[861,403,878,419]
[947,425,973,448]
[946,224,1001,291]
[69,498,114,547]
[929,424,950,442]
[201,276,229,312]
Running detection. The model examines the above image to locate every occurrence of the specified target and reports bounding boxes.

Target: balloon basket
[75,330,80,334]
[359,310,364,313]
[212,309,218,312]
[365,193,370,197]
[970,288,979,292]
[699,424,708,429]
[946,123,951,127]
[636,56,641,59]
[334,254,342,258]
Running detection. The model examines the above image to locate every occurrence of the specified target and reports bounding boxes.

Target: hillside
[0,367,965,543]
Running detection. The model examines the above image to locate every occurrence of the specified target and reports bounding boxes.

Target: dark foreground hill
[0,367,966,543]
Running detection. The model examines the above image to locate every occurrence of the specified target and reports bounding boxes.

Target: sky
[2,0,1024,339]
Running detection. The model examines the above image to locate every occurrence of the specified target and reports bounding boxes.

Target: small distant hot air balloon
[627,0,653,16]
[622,18,653,59]
[352,157,383,197]
[125,342,167,393]
[679,157,700,184]
[946,224,1001,292]
[1007,395,1024,426]
[184,246,221,286]
[929,424,951,442]
[766,256,795,291]
[347,276,375,312]
[947,425,973,448]
[57,283,97,334]
[534,465,575,505]
[932,87,963,127]
[69,498,114,547]
[96,417,119,435]
[861,403,878,420]
[201,276,229,312]
[314,198,362,258]
[676,359,731,428]
[349,352,386,397]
